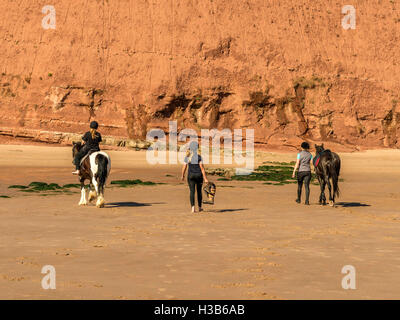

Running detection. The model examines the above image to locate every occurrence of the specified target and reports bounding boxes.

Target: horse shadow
[105,202,165,208]
[205,208,248,213]
[335,202,370,207]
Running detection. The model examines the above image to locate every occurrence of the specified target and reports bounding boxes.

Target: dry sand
[0,144,399,299]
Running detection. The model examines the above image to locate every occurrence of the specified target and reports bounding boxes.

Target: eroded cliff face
[1,0,400,150]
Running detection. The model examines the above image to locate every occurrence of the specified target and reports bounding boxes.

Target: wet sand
[0,145,399,299]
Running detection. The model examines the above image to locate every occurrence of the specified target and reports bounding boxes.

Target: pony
[314,144,341,207]
[72,142,111,208]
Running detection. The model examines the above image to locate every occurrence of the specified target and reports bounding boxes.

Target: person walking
[292,142,313,205]
[181,141,209,213]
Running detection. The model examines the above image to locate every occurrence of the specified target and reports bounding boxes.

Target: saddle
[80,149,98,165]
[203,182,216,205]
[313,149,331,167]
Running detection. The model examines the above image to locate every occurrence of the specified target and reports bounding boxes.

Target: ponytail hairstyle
[90,128,97,139]
[89,121,99,139]
[186,149,192,163]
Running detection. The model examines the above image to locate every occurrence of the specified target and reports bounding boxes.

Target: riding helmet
[301,142,310,149]
[90,121,99,129]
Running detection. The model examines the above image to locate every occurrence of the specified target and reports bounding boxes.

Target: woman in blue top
[181,141,209,213]
[292,142,313,205]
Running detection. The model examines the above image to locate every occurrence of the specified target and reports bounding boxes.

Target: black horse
[314,144,341,207]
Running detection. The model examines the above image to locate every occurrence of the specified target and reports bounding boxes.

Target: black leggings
[188,172,203,207]
[73,146,90,170]
[297,171,311,202]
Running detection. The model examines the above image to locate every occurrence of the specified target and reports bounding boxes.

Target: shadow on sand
[205,208,248,213]
[335,202,370,207]
[105,202,165,208]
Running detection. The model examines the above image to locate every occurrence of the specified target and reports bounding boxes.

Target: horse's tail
[96,154,109,188]
[336,156,341,178]
[329,160,340,198]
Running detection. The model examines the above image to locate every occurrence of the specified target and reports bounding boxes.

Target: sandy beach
[0,144,399,299]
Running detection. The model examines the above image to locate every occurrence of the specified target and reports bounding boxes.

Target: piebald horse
[72,142,111,208]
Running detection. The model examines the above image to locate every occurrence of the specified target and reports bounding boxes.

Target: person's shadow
[105,202,165,208]
[335,202,370,207]
[205,208,248,213]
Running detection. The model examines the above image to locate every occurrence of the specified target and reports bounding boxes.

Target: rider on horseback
[72,121,102,175]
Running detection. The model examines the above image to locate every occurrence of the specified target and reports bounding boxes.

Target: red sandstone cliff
[1,0,399,151]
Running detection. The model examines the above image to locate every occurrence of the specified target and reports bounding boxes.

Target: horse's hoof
[88,191,97,202]
[96,197,105,208]
[329,201,334,207]
[78,202,87,206]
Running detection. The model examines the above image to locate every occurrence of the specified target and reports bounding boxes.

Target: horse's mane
[315,144,331,154]
[316,149,333,161]
[73,141,83,152]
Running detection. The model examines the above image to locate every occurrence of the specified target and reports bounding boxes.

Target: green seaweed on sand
[28,182,62,191]
[231,163,318,185]
[63,184,81,189]
[8,182,80,194]
[8,185,29,189]
[110,179,157,187]
[262,161,296,166]
[263,182,286,186]
[0,195,10,198]
[231,164,295,184]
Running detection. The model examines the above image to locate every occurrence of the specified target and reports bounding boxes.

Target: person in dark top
[72,121,102,174]
[292,142,313,205]
[181,141,209,213]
